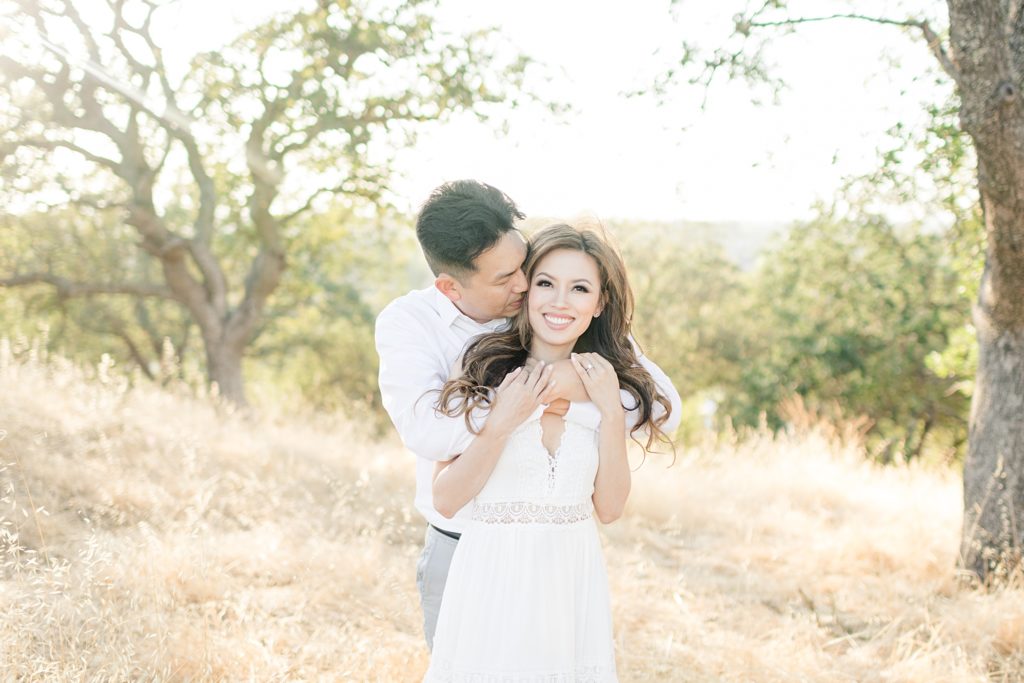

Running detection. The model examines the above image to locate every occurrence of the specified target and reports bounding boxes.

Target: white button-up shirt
[375,285,682,533]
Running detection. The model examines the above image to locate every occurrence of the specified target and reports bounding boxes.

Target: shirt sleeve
[627,337,683,435]
[375,303,482,462]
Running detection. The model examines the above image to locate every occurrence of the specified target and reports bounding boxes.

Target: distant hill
[523,216,790,270]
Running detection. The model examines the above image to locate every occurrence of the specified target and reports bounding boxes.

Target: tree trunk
[204,336,247,406]
[962,324,1024,578]
[948,0,1024,581]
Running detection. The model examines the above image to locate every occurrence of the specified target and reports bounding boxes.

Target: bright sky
[399,0,948,224]
[75,0,953,225]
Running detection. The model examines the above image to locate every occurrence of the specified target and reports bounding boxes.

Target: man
[375,180,681,649]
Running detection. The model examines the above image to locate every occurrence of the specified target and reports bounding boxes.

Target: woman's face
[527,248,603,351]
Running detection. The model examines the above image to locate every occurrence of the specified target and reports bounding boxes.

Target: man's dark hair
[415,180,525,280]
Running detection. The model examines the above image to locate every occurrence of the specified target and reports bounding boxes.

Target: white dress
[424,404,618,682]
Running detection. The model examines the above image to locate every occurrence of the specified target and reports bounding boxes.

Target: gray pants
[417,524,459,650]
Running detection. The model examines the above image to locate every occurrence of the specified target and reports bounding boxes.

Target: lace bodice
[473,403,601,516]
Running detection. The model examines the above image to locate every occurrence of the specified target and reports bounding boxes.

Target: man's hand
[486,362,555,436]
[571,352,623,419]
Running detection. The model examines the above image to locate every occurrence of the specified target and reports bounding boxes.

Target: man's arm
[633,342,682,434]
[375,304,482,462]
[375,302,560,462]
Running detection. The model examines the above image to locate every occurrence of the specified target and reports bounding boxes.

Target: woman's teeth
[544,314,574,328]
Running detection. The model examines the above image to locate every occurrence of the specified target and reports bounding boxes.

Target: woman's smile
[542,313,576,330]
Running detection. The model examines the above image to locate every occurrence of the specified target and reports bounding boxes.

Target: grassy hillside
[1,346,1021,682]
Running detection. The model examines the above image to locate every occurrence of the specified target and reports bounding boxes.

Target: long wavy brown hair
[437,222,673,452]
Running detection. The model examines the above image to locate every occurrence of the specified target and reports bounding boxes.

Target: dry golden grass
[1,343,1022,682]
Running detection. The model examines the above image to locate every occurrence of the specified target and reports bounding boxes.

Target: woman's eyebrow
[534,271,593,286]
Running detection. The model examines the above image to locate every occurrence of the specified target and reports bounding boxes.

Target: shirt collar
[431,285,507,332]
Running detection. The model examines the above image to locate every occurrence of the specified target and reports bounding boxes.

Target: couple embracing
[375,180,681,681]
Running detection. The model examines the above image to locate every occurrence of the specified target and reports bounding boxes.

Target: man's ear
[435,274,461,303]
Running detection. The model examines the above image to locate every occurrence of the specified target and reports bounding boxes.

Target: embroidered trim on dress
[471,501,593,525]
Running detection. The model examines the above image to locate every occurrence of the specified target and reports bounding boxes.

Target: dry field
[1,345,1022,682]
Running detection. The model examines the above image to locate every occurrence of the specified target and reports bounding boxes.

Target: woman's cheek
[575,293,599,318]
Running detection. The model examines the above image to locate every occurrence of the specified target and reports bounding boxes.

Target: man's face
[451,231,529,323]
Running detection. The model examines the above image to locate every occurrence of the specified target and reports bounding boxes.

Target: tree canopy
[0,0,534,403]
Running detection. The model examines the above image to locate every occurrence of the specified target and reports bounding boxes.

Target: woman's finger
[497,366,523,391]
[538,379,559,404]
[570,353,592,384]
[534,378,554,400]
[586,353,611,375]
[524,360,544,387]
[581,353,601,375]
[532,364,554,395]
[519,361,541,385]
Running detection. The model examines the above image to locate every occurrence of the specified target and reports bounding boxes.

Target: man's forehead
[501,229,528,251]
[476,231,527,275]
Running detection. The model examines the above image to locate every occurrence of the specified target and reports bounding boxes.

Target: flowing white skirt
[424,511,618,682]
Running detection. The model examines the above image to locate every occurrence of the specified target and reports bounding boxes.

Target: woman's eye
[535,279,552,287]
[573,285,590,293]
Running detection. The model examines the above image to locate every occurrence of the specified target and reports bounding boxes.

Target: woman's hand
[486,362,555,436]
[433,363,554,519]
[570,352,623,419]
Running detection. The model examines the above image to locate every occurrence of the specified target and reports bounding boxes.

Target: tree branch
[0,273,174,299]
[747,13,961,85]
[271,118,330,161]
[109,1,158,80]
[102,7,222,257]
[280,181,353,225]
[81,0,227,319]
[749,12,920,30]
[54,0,102,64]
[231,158,286,348]
[123,205,222,334]
[9,138,123,174]
[64,295,158,379]
[35,194,127,212]
[115,328,157,380]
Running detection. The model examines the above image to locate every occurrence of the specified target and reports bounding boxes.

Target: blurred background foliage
[1,155,981,459]
[0,1,982,460]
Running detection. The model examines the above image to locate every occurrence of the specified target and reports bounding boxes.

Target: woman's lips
[542,313,575,331]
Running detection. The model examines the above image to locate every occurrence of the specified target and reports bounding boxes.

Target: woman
[424,223,672,682]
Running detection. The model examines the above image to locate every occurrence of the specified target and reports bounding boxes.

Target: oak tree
[660,0,1024,581]
[0,0,530,404]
